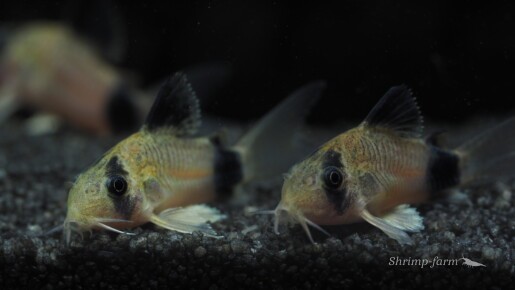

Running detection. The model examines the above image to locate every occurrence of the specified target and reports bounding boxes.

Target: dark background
[2,0,515,124]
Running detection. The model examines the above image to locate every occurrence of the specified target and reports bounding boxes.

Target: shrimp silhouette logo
[460,256,486,268]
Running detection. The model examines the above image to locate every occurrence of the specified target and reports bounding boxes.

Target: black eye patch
[106,156,128,177]
[321,149,348,214]
[322,149,343,169]
[104,155,136,218]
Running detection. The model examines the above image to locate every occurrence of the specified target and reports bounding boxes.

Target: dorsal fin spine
[143,72,201,136]
[362,84,424,138]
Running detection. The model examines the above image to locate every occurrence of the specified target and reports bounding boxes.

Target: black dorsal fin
[362,85,424,138]
[144,72,201,135]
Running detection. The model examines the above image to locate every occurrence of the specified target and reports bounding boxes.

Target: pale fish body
[67,133,221,232]
[63,72,326,243]
[274,85,515,244]
[0,23,121,134]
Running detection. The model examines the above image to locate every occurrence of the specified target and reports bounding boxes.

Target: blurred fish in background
[0,22,146,135]
[0,1,152,136]
[0,5,233,137]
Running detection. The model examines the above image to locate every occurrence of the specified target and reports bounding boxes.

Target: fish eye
[106,175,127,196]
[323,166,343,189]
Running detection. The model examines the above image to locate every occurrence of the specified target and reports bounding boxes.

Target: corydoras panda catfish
[272,85,515,245]
[63,72,326,244]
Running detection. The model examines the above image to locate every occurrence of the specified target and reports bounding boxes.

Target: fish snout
[64,210,92,230]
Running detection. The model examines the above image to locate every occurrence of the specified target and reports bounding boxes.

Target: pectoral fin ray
[360,204,424,245]
[150,204,226,237]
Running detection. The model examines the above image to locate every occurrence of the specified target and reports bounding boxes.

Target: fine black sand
[0,119,513,289]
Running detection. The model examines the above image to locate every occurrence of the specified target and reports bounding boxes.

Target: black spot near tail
[426,146,460,193]
[213,144,243,198]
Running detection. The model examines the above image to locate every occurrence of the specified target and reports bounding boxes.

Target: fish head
[275,145,356,239]
[64,143,145,243]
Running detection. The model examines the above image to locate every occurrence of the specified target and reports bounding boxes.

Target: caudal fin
[234,81,326,182]
[455,117,515,184]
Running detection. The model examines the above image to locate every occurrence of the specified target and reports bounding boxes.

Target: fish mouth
[256,202,330,244]
[61,217,135,246]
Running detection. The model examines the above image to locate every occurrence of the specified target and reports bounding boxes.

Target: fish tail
[233,81,326,182]
[455,117,515,184]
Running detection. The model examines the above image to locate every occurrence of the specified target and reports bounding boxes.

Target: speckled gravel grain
[0,121,513,289]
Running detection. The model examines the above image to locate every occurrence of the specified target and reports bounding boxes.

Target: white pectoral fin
[150,204,226,238]
[360,204,424,245]
[381,204,425,233]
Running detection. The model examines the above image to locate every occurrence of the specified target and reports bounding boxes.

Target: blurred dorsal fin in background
[62,0,126,63]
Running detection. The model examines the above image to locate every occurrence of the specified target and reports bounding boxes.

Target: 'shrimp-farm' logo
[389,255,486,268]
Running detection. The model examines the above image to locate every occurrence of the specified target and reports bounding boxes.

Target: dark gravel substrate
[0,120,513,289]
